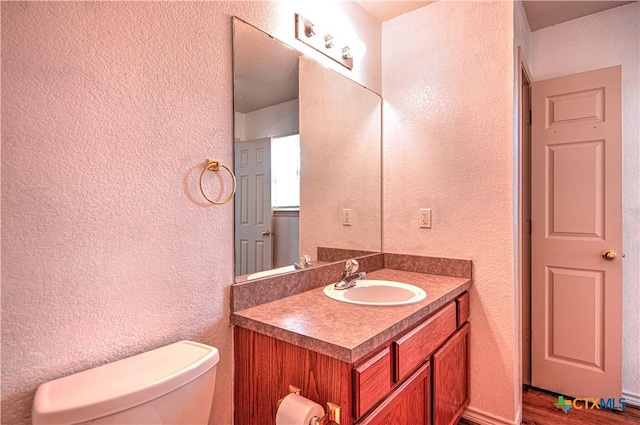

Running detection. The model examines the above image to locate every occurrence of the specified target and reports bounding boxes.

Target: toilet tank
[33,340,219,425]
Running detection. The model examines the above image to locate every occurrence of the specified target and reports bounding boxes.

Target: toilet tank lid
[32,340,220,425]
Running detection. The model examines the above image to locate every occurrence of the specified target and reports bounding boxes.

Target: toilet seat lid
[32,340,220,425]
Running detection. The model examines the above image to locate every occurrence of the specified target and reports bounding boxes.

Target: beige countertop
[231,268,471,364]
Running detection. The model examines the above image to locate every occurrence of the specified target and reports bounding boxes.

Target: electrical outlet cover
[420,208,432,228]
[342,208,352,226]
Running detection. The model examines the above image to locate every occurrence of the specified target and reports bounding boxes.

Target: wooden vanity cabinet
[353,347,392,416]
[358,362,431,425]
[233,291,470,425]
[393,302,457,383]
[433,323,470,425]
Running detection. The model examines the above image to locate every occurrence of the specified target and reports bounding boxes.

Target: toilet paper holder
[278,385,341,425]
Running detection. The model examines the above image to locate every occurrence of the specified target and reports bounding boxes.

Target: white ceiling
[357,0,637,30]
[522,1,636,31]
[356,1,434,22]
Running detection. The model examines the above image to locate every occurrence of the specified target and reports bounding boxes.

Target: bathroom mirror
[233,18,381,280]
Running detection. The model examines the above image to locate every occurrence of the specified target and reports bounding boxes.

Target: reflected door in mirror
[234,137,272,276]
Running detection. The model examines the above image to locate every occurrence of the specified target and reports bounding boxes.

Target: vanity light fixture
[295,13,354,70]
[305,23,315,37]
[325,34,334,49]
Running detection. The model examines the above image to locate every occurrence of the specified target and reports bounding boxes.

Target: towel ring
[199,159,236,205]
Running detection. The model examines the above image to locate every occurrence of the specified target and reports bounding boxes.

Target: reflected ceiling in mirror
[232,17,381,281]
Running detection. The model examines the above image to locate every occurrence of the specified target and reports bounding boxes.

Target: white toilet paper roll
[276,393,325,425]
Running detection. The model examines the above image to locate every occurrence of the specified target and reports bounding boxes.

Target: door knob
[261,230,272,236]
[602,249,616,261]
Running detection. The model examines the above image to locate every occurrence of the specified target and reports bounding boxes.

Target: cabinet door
[357,362,430,425]
[353,347,392,418]
[433,323,470,425]
[234,327,353,425]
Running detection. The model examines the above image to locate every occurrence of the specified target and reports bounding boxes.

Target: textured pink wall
[529,2,640,405]
[1,2,381,423]
[299,56,382,259]
[382,1,518,423]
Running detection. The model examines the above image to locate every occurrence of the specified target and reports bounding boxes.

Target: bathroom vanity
[231,254,471,425]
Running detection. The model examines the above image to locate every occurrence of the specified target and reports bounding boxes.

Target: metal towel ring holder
[199,159,236,205]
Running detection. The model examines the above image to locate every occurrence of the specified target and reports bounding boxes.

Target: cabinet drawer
[353,346,392,418]
[393,302,456,382]
[457,292,470,326]
[357,361,430,425]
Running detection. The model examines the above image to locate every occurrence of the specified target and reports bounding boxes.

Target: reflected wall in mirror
[233,18,381,280]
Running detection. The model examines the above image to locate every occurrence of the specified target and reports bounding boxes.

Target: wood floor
[459,387,640,425]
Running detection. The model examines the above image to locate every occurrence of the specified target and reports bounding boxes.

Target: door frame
[517,46,533,399]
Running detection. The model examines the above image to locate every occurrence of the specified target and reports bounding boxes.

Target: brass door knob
[602,249,616,261]
[261,230,272,236]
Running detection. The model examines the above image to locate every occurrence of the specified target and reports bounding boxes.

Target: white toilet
[32,340,219,425]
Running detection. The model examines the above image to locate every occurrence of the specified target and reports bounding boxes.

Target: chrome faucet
[334,259,366,290]
[294,254,313,270]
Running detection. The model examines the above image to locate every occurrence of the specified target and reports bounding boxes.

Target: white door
[234,138,272,276]
[531,66,622,398]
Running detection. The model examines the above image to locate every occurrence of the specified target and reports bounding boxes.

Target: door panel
[547,267,603,368]
[547,141,604,238]
[531,66,621,398]
[546,87,604,127]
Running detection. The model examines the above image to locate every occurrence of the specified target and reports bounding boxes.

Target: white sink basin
[323,280,427,306]
[247,265,296,280]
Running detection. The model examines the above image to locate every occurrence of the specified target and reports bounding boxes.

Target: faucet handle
[343,259,359,277]
[294,254,313,270]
